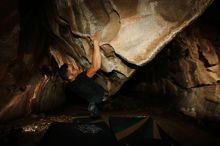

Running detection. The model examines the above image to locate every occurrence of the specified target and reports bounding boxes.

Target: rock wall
[177,23,220,120]
[125,1,220,120]
[48,0,213,95]
[0,0,214,121]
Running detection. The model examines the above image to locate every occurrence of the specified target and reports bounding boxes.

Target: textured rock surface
[0,0,214,121]
[125,1,220,120]
[48,0,213,95]
[177,25,220,120]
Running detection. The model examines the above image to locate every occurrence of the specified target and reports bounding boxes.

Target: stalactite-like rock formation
[0,0,214,121]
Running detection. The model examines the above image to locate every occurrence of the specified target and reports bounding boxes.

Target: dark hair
[58,63,68,80]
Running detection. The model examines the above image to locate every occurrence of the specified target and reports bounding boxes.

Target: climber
[58,32,105,118]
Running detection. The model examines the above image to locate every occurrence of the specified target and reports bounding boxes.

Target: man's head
[58,63,79,81]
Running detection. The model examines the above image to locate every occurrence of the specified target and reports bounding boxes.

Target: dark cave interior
[1,0,220,146]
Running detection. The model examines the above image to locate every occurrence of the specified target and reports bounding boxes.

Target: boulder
[0,0,214,121]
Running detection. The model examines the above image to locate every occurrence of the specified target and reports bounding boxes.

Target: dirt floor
[0,95,220,146]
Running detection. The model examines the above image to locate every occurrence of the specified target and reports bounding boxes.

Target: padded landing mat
[40,118,118,146]
[40,116,180,146]
[109,116,181,146]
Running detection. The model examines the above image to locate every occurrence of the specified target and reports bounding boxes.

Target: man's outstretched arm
[86,32,101,78]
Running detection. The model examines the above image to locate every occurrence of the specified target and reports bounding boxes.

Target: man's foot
[88,102,100,118]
